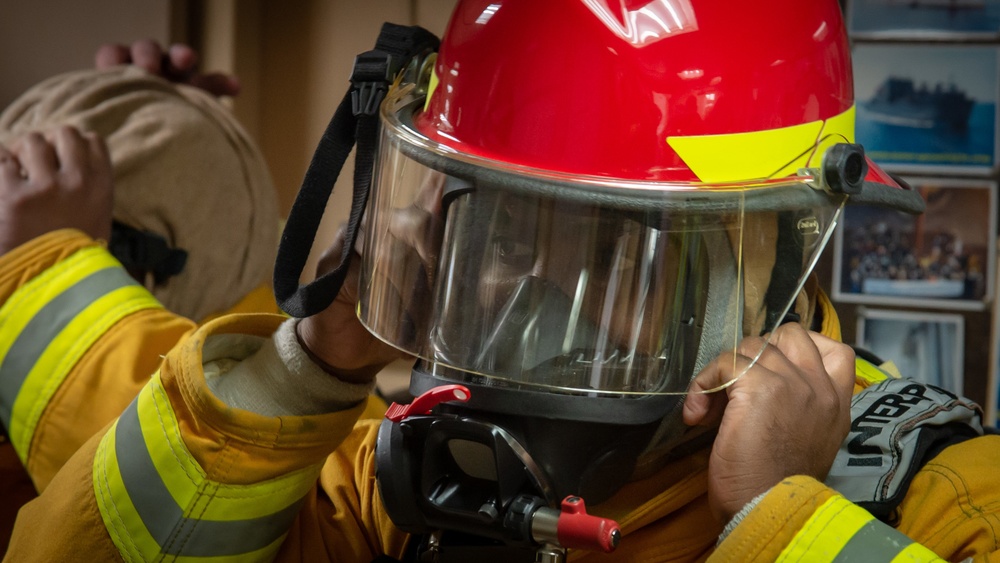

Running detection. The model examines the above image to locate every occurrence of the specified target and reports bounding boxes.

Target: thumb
[682,356,738,427]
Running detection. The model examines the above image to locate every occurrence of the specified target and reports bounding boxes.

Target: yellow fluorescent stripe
[890,542,946,562]
[777,496,874,563]
[0,247,120,371]
[7,285,160,459]
[137,376,205,506]
[668,121,822,183]
[142,376,321,520]
[855,358,891,386]
[96,379,309,561]
[812,106,856,168]
[192,464,321,522]
[667,106,856,183]
[94,419,161,562]
[98,418,285,563]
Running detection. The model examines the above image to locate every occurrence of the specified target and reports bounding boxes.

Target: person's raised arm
[0,126,197,494]
[4,203,417,562]
[691,324,967,562]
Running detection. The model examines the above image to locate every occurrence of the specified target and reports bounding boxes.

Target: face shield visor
[358,85,850,398]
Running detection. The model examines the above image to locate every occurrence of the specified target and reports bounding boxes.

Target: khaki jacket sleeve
[0,229,194,491]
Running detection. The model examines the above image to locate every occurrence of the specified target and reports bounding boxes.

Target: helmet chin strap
[634,227,741,474]
[693,228,743,376]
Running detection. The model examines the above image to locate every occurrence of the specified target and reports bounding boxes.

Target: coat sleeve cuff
[713,476,839,562]
[161,313,372,482]
[205,317,376,416]
[0,229,102,300]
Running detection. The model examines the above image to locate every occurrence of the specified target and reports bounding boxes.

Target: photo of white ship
[853,43,998,174]
[856,308,965,394]
[862,77,974,131]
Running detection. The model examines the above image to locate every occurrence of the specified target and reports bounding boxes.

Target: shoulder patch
[825,378,983,521]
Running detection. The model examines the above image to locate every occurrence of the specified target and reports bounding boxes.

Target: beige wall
[266,0,455,272]
[1,0,457,278]
[195,0,456,279]
[197,0,457,395]
[0,1,179,110]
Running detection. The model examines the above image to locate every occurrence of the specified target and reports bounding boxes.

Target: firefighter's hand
[295,226,410,385]
[0,127,113,255]
[682,322,855,524]
[295,172,444,384]
[95,40,241,98]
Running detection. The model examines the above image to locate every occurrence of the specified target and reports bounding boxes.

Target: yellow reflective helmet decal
[424,67,440,113]
[815,105,857,165]
[667,106,856,183]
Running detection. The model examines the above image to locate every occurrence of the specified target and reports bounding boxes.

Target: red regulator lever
[384,384,471,422]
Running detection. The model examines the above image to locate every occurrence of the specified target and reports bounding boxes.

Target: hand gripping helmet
[363,0,923,555]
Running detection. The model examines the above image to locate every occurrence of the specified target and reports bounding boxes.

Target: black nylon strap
[108,220,188,286]
[374,23,440,66]
[273,91,364,317]
[273,23,439,318]
[761,211,803,332]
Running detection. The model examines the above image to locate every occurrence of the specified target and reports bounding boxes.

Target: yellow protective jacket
[4,231,1000,562]
[0,229,276,554]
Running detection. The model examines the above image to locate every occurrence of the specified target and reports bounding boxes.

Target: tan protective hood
[0,67,279,321]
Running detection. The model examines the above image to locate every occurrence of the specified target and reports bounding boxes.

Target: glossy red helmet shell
[414,0,853,183]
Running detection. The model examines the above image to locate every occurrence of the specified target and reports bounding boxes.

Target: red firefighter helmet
[365,0,926,539]
[359,0,920,398]
[418,0,855,183]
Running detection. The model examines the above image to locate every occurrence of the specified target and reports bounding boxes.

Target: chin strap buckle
[350,50,395,117]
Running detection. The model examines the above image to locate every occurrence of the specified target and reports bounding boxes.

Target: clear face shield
[358,86,849,400]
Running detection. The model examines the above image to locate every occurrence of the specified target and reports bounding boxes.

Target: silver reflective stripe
[831,519,912,562]
[0,267,137,427]
[116,399,305,557]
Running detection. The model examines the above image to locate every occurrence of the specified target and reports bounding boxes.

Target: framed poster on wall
[848,0,1000,41]
[856,307,965,394]
[833,178,997,310]
[853,43,999,175]
[989,257,1000,426]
